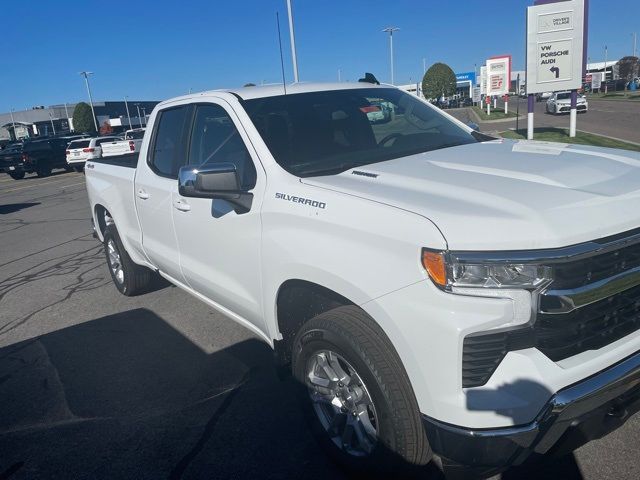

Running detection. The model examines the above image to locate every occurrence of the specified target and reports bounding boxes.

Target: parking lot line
[0,175,83,194]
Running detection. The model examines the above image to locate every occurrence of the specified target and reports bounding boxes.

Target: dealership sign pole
[526,0,586,139]
[486,55,511,116]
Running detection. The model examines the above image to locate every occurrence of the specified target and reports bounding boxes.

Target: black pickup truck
[0,136,87,180]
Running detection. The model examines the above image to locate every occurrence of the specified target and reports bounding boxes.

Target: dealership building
[0,100,159,142]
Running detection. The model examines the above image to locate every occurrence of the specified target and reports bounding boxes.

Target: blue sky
[1,0,636,112]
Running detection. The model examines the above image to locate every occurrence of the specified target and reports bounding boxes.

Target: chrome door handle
[173,199,191,212]
[137,189,150,200]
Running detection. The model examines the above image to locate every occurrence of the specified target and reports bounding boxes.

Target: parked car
[100,128,146,158]
[66,136,122,171]
[86,82,640,479]
[535,91,553,102]
[546,91,588,114]
[461,97,473,107]
[0,135,86,179]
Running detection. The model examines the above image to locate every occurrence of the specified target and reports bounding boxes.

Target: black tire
[103,224,153,296]
[8,171,25,180]
[73,165,84,173]
[36,163,51,177]
[292,306,432,477]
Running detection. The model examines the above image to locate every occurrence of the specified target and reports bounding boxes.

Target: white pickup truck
[85,82,640,478]
[100,128,146,158]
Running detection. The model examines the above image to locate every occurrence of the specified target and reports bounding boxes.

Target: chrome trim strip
[540,266,640,314]
[448,227,640,265]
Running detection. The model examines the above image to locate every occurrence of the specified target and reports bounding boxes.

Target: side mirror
[178,163,253,213]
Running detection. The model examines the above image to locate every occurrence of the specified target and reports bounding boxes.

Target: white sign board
[486,56,511,96]
[526,0,585,94]
[480,66,487,95]
[472,87,481,102]
[591,72,603,90]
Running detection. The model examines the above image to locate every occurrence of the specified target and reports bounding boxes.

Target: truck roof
[160,82,389,107]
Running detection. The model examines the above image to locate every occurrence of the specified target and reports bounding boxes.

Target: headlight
[421,249,552,290]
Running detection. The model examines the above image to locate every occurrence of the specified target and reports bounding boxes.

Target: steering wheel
[378,133,402,146]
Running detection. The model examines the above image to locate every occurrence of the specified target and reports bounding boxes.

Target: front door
[171,100,267,334]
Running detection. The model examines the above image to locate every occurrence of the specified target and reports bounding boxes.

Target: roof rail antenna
[358,73,380,85]
[276,12,287,95]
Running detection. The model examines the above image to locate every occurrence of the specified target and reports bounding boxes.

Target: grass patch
[472,106,520,120]
[500,127,640,152]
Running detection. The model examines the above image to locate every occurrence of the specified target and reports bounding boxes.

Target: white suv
[66,136,122,171]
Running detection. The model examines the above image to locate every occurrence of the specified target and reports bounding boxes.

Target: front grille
[462,232,640,388]
[537,283,640,361]
[553,242,640,289]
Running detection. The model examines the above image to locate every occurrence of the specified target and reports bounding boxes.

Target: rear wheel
[8,171,25,180]
[292,306,432,477]
[103,225,154,296]
[36,164,51,177]
[73,165,84,173]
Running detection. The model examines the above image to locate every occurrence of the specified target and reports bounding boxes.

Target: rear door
[134,104,192,282]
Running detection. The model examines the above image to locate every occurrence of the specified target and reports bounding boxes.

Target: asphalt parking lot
[1,170,639,480]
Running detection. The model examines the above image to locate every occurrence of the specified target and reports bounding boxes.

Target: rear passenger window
[149,107,189,178]
[188,104,257,190]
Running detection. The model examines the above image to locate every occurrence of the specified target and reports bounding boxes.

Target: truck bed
[91,152,139,168]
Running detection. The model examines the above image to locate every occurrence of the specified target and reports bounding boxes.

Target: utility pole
[79,71,99,132]
[337,68,341,82]
[135,104,141,128]
[9,108,17,140]
[142,108,147,126]
[286,0,299,82]
[48,112,56,135]
[633,32,638,58]
[382,27,400,85]
[124,96,133,129]
[423,58,427,74]
[604,45,608,93]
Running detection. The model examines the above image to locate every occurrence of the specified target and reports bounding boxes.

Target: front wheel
[8,171,25,180]
[103,225,154,296]
[292,306,432,477]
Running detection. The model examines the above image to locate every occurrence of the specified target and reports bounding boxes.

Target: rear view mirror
[178,163,253,213]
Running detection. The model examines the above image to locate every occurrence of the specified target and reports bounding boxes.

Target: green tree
[72,102,96,133]
[421,63,457,100]
[617,56,639,82]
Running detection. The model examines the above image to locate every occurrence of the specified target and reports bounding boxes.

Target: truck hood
[301,140,640,250]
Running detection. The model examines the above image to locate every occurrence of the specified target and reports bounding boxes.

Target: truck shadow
[0,308,440,480]
[0,203,40,215]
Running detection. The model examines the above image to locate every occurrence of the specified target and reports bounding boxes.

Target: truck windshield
[244,88,478,177]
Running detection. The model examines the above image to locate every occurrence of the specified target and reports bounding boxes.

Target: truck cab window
[149,106,189,178]
[188,104,257,190]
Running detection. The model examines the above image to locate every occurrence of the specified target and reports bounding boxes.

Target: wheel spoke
[327,412,347,437]
[341,416,355,448]
[327,352,351,385]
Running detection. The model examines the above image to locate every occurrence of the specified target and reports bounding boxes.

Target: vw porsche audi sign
[486,56,511,96]
[526,0,585,94]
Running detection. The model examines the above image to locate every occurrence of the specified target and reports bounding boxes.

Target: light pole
[63,103,71,131]
[423,58,427,74]
[124,96,133,129]
[135,103,141,128]
[337,68,341,82]
[48,112,56,135]
[382,27,400,85]
[9,108,17,141]
[286,0,299,82]
[633,32,638,58]
[79,71,99,132]
[604,45,608,93]
[142,107,147,126]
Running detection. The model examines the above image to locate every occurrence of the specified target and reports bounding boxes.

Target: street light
[9,108,17,140]
[134,103,141,127]
[286,0,299,83]
[382,27,400,85]
[141,107,147,126]
[48,112,56,135]
[124,96,133,129]
[604,45,608,93]
[79,71,99,132]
